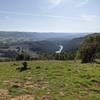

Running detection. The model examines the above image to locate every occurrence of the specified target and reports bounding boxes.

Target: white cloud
[47,0,91,9]
[48,0,64,9]
[0,10,33,16]
[49,0,63,5]
[0,10,75,20]
[43,0,91,10]
[41,14,71,19]
[1,10,99,24]
[75,0,89,8]
[81,14,99,21]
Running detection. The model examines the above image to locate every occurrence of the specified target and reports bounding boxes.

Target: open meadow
[0,60,100,100]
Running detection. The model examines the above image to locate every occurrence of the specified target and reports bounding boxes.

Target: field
[0,60,100,100]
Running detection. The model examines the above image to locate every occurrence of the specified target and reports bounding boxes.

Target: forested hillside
[0,32,99,60]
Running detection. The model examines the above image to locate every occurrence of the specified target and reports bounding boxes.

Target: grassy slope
[0,60,100,100]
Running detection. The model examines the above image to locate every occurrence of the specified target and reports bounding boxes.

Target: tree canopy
[79,34,100,63]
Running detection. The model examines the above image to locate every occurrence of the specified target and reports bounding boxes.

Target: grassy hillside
[0,61,100,100]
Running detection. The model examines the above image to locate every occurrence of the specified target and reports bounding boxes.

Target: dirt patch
[3,80,22,88]
[11,95,35,100]
[59,91,64,96]
[24,81,34,88]
[0,89,10,100]
[3,79,49,90]
[24,81,48,89]
[0,89,9,96]
[26,77,33,81]
[3,80,12,86]
[41,95,52,100]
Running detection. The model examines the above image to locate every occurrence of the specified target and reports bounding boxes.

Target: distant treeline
[0,50,77,61]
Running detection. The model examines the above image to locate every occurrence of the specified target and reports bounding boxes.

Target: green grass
[0,60,100,100]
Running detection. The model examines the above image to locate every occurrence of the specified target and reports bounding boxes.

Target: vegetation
[0,60,100,100]
[0,32,100,99]
[0,31,88,60]
[16,50,31,61]
[79,34,100,63]
[53,51,77,60]
[16,62,30,72]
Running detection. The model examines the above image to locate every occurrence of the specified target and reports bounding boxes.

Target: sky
[0,0,100,32]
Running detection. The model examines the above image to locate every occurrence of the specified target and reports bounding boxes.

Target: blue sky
[0,0,100,32]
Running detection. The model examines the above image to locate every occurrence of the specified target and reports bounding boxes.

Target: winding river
[56,45,63,53]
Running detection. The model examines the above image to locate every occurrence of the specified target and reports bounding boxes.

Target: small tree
[16,61,30,72]
[22,62,28,70]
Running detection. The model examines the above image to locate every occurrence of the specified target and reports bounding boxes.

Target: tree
[16,50,30,60]
[79,34,100,63]
[16,62,30,72]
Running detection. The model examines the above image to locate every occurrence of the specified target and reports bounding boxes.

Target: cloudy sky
[0,0,100,32]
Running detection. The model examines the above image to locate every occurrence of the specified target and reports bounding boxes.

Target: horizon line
[0,30,95,33]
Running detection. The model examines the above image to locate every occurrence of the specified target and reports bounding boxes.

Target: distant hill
[0,31,88,43]
[5,33,100,52]
[62,33,100,51]
[0,31,99,59]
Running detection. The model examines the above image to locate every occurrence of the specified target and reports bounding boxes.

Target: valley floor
[0,60,100,100]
